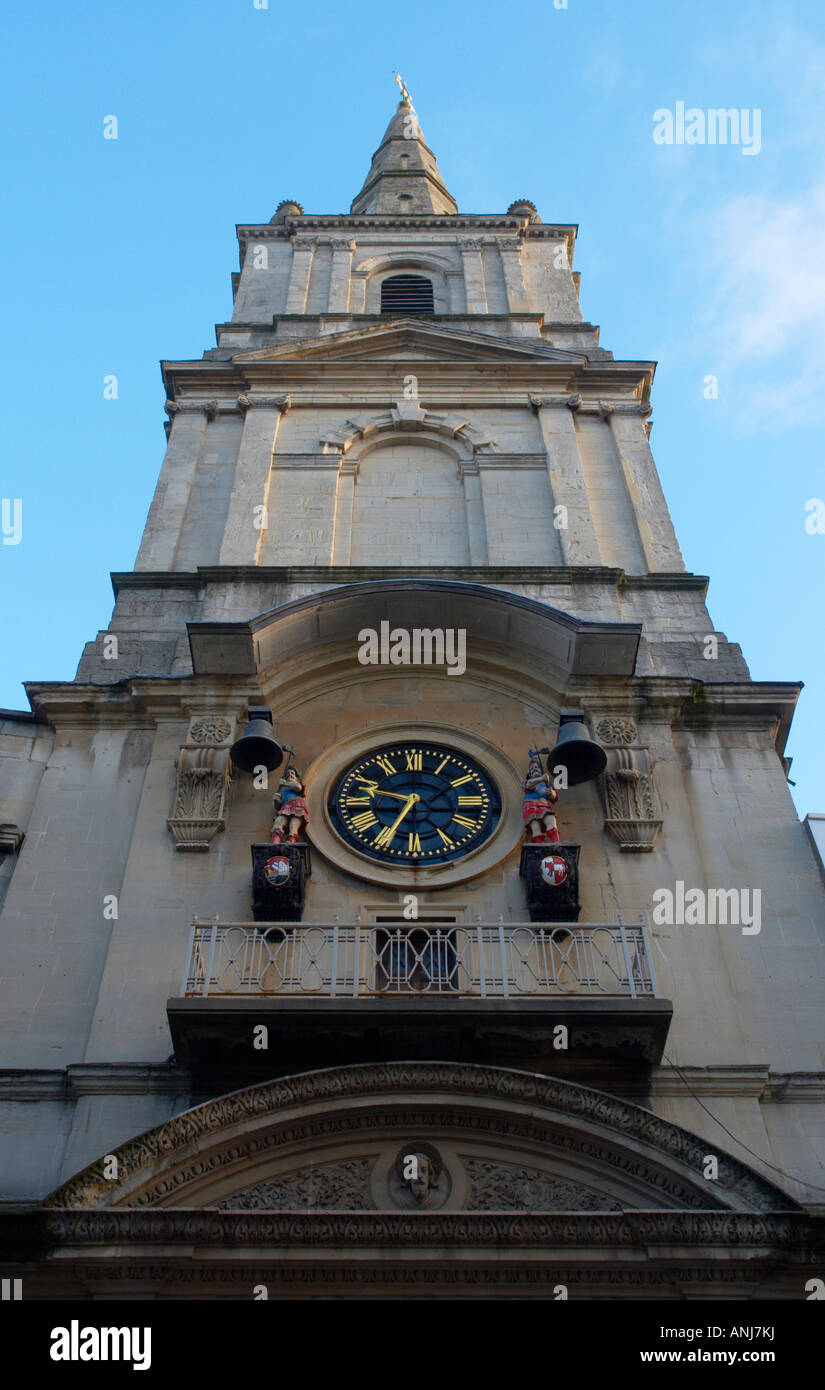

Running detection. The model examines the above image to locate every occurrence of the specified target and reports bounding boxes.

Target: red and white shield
[540,854,568,887]
[264,856,291,886]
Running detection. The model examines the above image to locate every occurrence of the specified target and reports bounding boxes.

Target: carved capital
[529,393,571,413]
[166,399,219,419]
[237,394,291,415]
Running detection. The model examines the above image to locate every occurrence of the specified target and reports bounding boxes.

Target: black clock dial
[329,742,501,865]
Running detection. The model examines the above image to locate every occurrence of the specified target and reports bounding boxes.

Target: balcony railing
[181,919,657,1001]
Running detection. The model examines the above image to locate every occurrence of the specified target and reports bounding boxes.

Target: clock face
[329,742,501,866]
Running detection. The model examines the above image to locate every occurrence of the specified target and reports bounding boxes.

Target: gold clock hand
[373,788,416,802]
[374,794,419,848]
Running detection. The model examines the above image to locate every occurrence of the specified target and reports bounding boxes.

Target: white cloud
[698,177,825,428]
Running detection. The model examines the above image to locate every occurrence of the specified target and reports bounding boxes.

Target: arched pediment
[45,1063,796,1216]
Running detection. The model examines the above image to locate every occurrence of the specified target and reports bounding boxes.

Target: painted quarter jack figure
[522,749,561,844]
[270,765,309,844]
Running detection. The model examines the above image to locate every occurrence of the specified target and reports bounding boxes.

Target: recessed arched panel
[350,441,471,564]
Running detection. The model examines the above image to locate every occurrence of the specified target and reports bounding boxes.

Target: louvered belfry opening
[380,274,434,314]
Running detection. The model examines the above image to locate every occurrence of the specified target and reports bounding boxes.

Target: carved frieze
[464,1159,623,1212]
[211,1157,374,1210]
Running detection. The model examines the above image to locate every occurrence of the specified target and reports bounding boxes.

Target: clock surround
[328,740,501,866]
[305,724,523,888]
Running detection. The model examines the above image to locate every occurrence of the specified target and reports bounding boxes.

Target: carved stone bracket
[167,744,232,853]
[251,842,311,921]
[597,719,663,852]
[519,842,582,922]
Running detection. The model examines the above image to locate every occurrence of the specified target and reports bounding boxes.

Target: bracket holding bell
[545,709,607,787]
[229,706,285,776]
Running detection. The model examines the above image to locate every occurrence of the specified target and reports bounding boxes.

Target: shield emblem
[540,854,568,887]
[264,855,292,887]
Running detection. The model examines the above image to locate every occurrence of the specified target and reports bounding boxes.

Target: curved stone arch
[321,406,496,462]
[44,1063,796,1215]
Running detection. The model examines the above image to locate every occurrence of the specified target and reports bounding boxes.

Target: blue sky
[1,0,822,816]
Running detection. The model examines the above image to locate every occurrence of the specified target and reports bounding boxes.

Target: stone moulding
[41,1208,816,1249]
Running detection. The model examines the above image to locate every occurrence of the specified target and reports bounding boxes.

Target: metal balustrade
[181,919,657,1000]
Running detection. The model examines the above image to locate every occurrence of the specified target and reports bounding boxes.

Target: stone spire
[350,91,458,216]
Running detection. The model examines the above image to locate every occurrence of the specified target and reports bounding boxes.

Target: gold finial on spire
[393,71,414,108]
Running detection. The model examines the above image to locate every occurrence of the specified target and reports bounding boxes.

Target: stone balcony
[168,920,672,1085]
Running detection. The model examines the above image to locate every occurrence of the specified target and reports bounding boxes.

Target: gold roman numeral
[376,755,397,776]
[453,814,477,829]
[437,829,455,848]
[405,750,422,771]
[434,756,449,775]
[351,811,378,831]
[374,823,396,848]
[407,832,421,853]
[450,774,473,787]
[457,795,483,806]
[345,797,371,806]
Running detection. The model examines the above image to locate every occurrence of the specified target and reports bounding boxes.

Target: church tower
[1,88,823,1299]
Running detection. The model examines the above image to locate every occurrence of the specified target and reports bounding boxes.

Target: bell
[229,708,284,775]
[546,709,607,787]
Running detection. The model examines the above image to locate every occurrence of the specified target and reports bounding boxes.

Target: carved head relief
[392,1143,448,1209]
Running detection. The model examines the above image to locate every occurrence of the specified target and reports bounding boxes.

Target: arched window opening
[380,274,434,314]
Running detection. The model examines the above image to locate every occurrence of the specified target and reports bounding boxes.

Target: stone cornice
[110,565,709,595]
[162,359,652,401]
[22,677,261,728]
[4,1062,824,1103]
[0,1066,192,1100]
[236,217,578,237]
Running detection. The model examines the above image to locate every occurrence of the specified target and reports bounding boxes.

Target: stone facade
[0,95,823,1297]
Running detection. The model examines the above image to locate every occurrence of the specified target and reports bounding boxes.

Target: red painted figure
[522,752,560,844]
